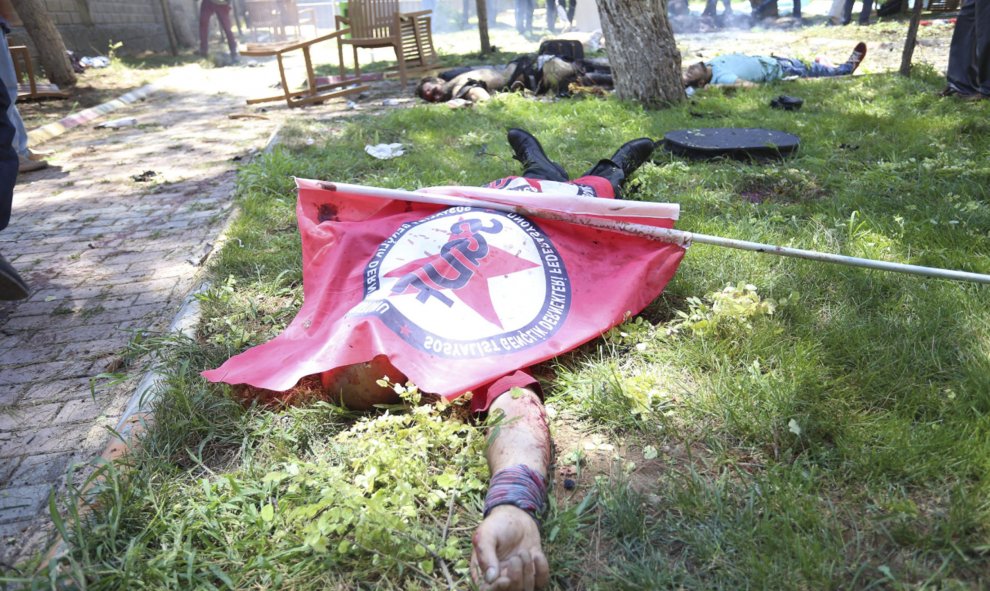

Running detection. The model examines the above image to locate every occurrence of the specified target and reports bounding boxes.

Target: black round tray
[663,127,800,160]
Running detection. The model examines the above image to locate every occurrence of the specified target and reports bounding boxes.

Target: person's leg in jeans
[841,0,854,24]
[779,43,865,78]
[792,0,801,18]
[0,36,27,300]
[857,0,873,24]
[775,57,809,78]
[0,30,27,159]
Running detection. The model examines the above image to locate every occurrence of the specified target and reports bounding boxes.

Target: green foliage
[18,46,990,590]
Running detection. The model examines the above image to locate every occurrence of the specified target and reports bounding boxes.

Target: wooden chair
[8,46,69,101]
[240,29,370,108]
[244,0,317,39]
[334,0,437,87]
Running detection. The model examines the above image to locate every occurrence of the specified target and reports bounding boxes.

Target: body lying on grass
[415,55,614,104]
[205,128,674,590]
[683,42,867,88]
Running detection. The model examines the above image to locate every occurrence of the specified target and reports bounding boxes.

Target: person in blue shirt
[683,42,867,88]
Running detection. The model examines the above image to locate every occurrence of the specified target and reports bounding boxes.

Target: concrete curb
[27,82,163,146]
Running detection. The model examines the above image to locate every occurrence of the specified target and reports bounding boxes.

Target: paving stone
[19,378,94,404]
[0,60,284,563]
[0,401,61,432]
[7,452,77,487]
[0,484,51,522]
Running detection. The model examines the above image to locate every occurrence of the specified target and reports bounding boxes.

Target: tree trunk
[597,0,683,107]
[12,0,77,87]
[475,0,491,54]
[899,0,924,76]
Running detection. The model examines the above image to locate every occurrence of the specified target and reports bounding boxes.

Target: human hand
[470,505,549,590]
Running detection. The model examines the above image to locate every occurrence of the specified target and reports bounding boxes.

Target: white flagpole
[321,182,990,286]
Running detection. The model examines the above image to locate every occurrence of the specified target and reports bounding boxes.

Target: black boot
[507,128,569,182]
[582,138,655,198]
[0,253,29,301]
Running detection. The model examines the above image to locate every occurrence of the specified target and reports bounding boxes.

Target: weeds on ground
[9,62,990,590]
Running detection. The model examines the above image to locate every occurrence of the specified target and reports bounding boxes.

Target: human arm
[470,387,551,590]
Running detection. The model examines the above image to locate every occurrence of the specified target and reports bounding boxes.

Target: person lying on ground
[683,42,867,88]
[206,128,662,590]
[315,129,656,591]
[415,55,614,103]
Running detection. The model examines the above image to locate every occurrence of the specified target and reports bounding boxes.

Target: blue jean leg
[776,56,851,78]
[0,32,27,157]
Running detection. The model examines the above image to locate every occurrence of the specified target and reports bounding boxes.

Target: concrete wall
[7,0,199,55]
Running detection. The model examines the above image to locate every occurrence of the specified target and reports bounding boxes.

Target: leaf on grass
[260,503,275,522]
[643,445,658,460]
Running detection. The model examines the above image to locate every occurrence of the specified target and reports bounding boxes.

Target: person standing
[515,0,534,33]
[0,20,27,300]
[199,0,239,61]
[941,0,990,100]
[840,0,873,25]
[0,18,46,173]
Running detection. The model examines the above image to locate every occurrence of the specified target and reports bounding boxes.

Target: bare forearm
[486,388,551,476]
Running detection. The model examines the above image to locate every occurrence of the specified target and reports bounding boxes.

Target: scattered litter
[305,138,315,145]
[228,113,269,120]
[131,170,159,182]
[80,56,111,69]
[685,86,696,97]
[364,143,404,160]
[346,100,359,110]
[96,117,137,129]
[246,59,261,67]
[382,98,400,106]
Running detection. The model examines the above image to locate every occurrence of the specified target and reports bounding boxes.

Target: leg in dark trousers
[946,0,978,95]
[199,0,238,56]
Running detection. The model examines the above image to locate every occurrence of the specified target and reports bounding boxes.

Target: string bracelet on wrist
[483,464,548,523]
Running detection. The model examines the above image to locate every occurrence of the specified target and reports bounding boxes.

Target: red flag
[202,178,685,400]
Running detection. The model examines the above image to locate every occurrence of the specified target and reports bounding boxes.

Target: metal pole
[320,182,990,285]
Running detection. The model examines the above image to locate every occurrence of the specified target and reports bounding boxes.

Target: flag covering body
[202,178,686,399]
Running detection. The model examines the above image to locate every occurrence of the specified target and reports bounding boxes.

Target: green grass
[6,56,990,590]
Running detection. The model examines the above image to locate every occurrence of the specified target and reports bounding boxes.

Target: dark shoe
[939,85,963,97]
[960,93,989,102]
[770,95,803,110]
[582,138,655,198]
[507,128,569,182]
[607,138,655,178]
[0,253,29,300]
[846,42,867,74]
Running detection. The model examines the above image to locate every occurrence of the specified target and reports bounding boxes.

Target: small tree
[13,0,77,87]
[597,0,684,107]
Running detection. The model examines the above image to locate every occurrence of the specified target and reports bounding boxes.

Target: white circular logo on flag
[353,207,571,358]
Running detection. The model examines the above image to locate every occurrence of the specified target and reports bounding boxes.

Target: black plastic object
[662,127,800,160]
[770,95,804,111]
[538,39,584,61]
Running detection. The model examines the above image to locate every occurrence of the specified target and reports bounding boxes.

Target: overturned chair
[335,0,438,87]
[241,29,370,108]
